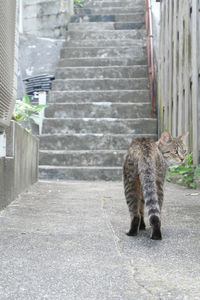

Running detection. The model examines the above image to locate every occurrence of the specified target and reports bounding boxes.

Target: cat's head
[157,130,188,165]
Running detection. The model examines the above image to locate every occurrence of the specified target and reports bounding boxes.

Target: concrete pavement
[0,181,200,299]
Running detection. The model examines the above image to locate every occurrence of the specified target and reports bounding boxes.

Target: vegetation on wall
[74,0,84,9]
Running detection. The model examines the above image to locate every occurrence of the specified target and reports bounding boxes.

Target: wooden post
[191,0,199,164]
[172,0,178,137]
[168,0,173,133]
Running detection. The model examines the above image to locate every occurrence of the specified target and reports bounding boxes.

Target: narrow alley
[0,181,199,299]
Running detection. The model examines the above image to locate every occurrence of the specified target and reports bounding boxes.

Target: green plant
[74,0,84,8]
[12,94,47,130]
[167,153,200,188]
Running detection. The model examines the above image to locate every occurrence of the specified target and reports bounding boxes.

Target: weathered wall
[18,34,63,98]
[0,121,39,210]
[22,0,74,39]
[17,0,74,97]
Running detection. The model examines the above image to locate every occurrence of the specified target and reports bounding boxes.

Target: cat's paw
[126,230,138,236]
[151,230,162,240]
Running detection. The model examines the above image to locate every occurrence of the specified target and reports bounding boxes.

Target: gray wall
[18,34,64,98]
[22,0,74,39]
[0,121,39,210]
[17,0,74,98]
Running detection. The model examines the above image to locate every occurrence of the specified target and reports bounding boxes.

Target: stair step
[88,0,143,2]
[40,134,157,151]
[64,39,145,48]
[38,0,156,181]
[84,0,144,8]
[39,150,126,167]
[68,22,145,31]
[52,78,149,91]
[45,103,151,118]
[66,30,145,40]
[76,8,144,15]
[70,13,145,23]
[55,66,148,79]
[58,57,147,67]
[60,46,146,59]
[42,118,157,135]
[86,0,144,2]
[39,166,122,181]
[48,90,150,103]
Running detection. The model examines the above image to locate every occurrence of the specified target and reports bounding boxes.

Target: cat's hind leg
[139,200,146,230]
[149,178,164,240]
[124,177,141,236]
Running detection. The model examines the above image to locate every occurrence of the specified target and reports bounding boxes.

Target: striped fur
[123,131,188,240]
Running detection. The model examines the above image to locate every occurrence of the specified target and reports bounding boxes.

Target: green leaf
[189,182,196,188]
[166,173,171,182]
[194,167,200,178]
[34,104,48,111]
[23,94,31,105]
[179,170,188,175]
[176,179,183,184]
[30,114,40,125]
[185,153,193,166]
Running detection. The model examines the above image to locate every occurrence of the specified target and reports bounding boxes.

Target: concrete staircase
[39,0,157,180]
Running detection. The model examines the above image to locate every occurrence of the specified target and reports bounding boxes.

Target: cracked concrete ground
[0,181,200,299]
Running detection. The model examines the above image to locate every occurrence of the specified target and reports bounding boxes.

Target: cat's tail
[138,157,161,239]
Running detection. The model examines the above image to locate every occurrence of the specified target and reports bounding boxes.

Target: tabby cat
[123,130,188,240]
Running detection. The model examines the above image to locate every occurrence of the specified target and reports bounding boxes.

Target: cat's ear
[158,130,172,146]
[179,132,189,143]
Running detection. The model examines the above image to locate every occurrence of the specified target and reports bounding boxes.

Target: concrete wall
[0,121,39,210]
[18,34,64,98]
[17,0,74,97]
[22,0,74,39]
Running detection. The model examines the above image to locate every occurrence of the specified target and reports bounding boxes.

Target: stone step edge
[66,29,146,33]
[39,133,157,137]
[61,46,146,50]
[43,117,157,121]
[76,8,145,11]
[69,21,144,24]
[49,89,150,93]
[58,58,147,63]
[53,78,148,82]
[72,13,145,16]
[68,21,144,27]
[45,102,150,106]
[39,166,122,170]
[48,90,151,102]
[51,89,149,93]
[40,150,127,154]
[64,38,145,43]
[56,65,148,69]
